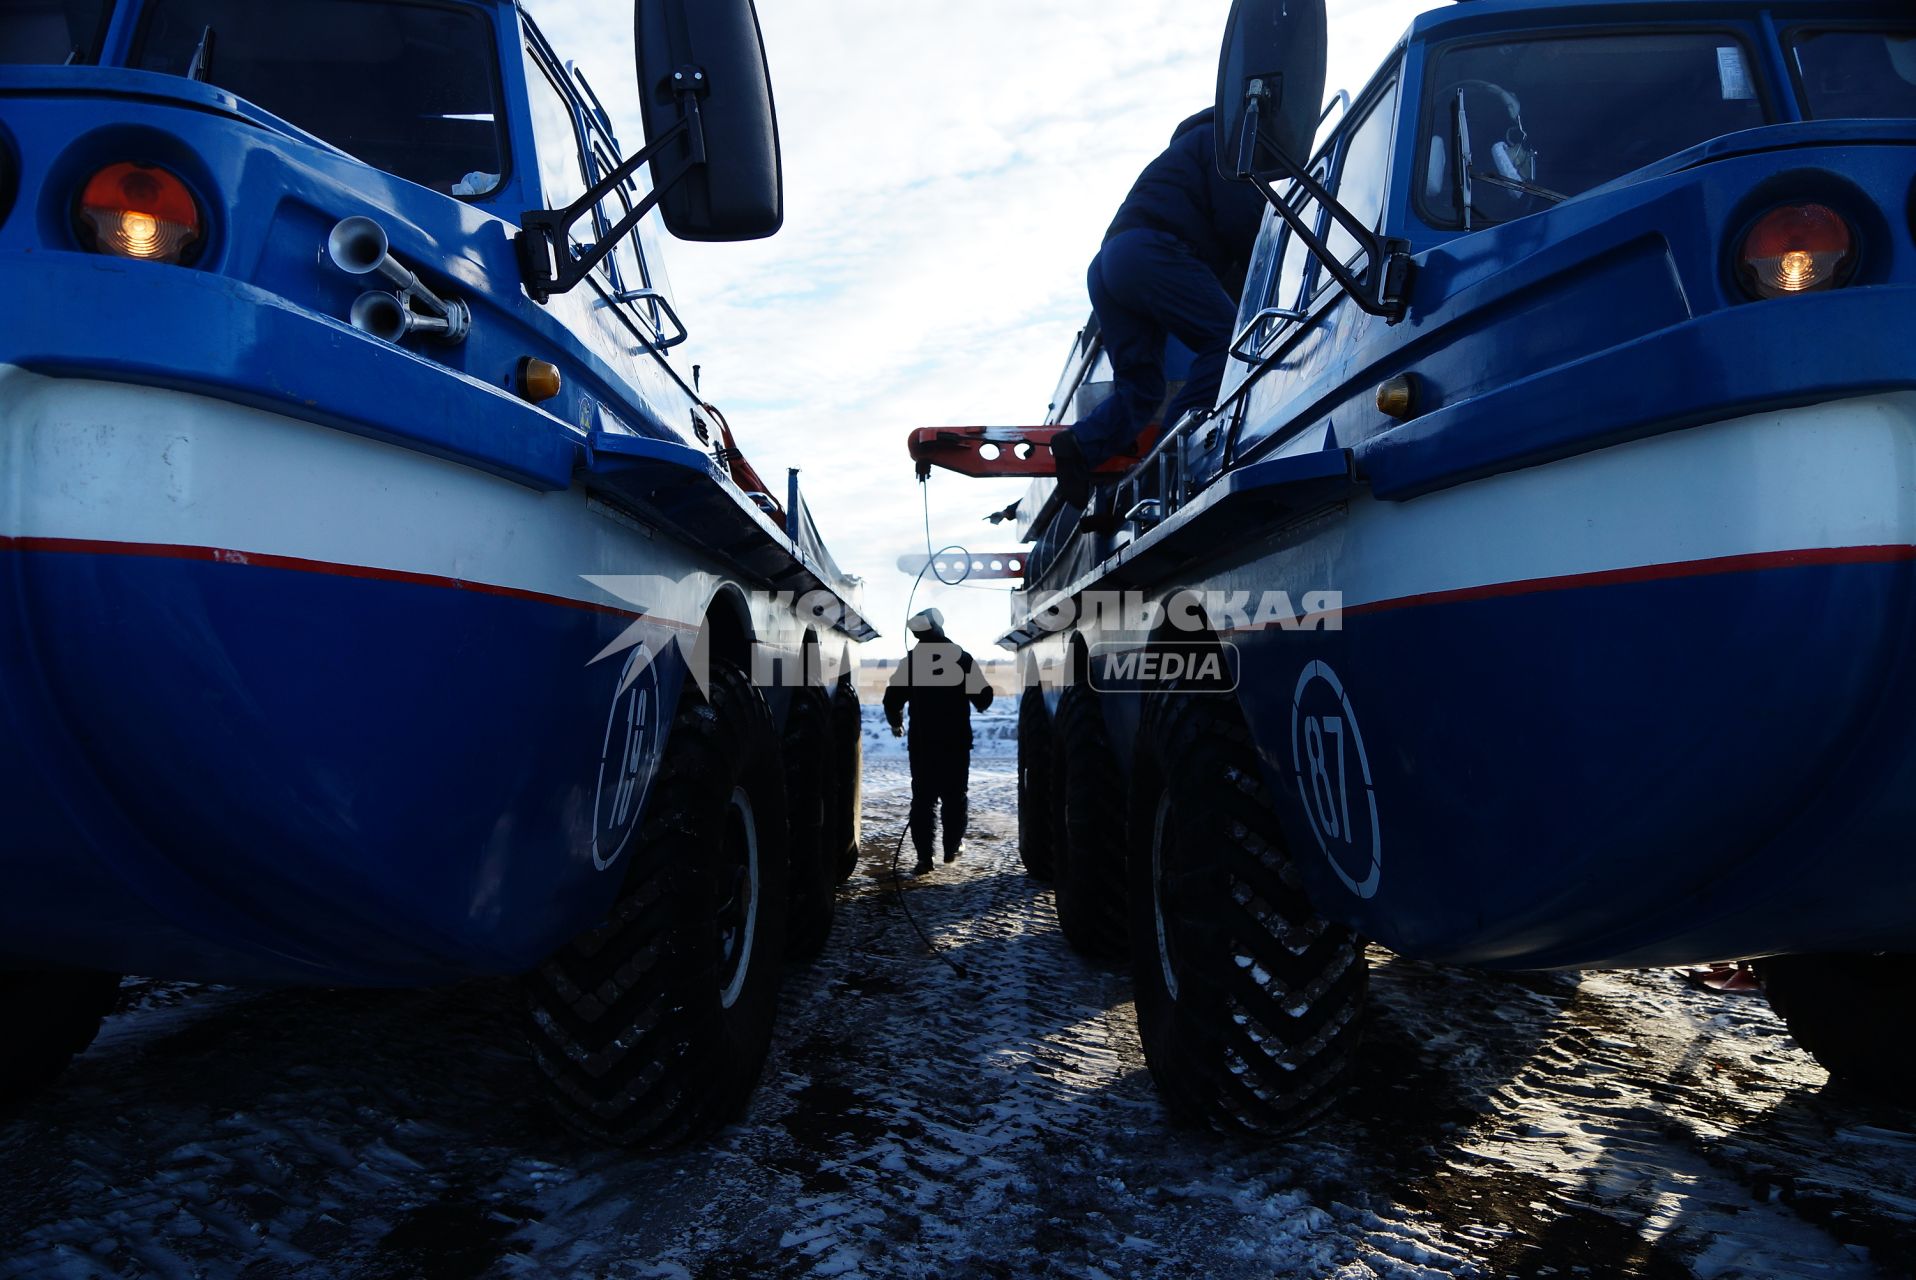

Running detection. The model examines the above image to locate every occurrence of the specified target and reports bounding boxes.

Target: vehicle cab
[3,0,715,453]
[1013,1,1916,589]
[1211,0,1916,499]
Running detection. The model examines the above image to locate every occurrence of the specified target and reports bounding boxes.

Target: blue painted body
[1011,0,1916,969]
[0,2,866,984]
[1229,556,1916,967]
[1,549,689,985]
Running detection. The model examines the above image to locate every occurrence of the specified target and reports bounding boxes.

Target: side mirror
[1213,0,1327,182]
[634,0,783,242]
[1208,0,1410,322]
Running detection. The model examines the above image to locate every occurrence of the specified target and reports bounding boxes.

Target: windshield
[131,0,505,198]
[1419,32,1769,227]
[1791,29,1916,120]
[0,0,114,64]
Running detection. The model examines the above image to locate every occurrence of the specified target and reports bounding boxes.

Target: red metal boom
[908,425,1160,479]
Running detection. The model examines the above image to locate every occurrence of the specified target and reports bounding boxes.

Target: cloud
[528,0,1439,656]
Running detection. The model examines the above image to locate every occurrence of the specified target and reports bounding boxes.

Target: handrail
[1107,407,1207,533]
[1228,305,1308,363]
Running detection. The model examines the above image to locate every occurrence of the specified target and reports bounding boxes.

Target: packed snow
[859,688,1018,761]
[3,709,1913,1278]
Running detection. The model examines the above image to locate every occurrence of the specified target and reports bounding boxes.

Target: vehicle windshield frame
[126,0,512,202]
[1412,22,1776,232]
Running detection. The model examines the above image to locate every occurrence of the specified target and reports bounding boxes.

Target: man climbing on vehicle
[883,609,994,876]
[1050,107,1266,509]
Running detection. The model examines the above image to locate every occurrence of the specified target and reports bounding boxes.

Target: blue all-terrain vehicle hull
[1007,3,1916,973]
[0,5,869,997]
[1,513,685,987]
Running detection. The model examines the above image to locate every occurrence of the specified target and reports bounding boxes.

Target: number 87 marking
[1290,660,1383,899]
[1303,714,1350,843]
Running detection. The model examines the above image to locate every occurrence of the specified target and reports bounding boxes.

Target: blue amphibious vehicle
[0,0,872,1144]
[980,0,1916,1131]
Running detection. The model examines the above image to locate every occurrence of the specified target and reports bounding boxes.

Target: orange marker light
[76,163,204,265]
[1738,203,1853,299]
[1376,374,1418,420]
[518,357,563,403]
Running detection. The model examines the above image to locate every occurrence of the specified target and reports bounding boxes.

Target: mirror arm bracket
[518,66,710,303]
[1234,77,1270,180]
[1233,93,1412,323]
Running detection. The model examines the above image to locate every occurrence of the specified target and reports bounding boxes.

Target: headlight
[74,162,204,265]
[1736,202,1854,299]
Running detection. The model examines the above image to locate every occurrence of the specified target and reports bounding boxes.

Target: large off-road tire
[830,676,863,883]
[0,970,120,1105]
[1017,690,1055,881]
[783,684,841,959]
[524,661,790,1147]
[1049,684,1128,958]
[1756,953,1916,1095]
[1126,689,1367,1135]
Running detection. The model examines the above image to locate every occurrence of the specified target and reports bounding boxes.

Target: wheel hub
[1151,790,1180,1002]
[716,786,760,1010]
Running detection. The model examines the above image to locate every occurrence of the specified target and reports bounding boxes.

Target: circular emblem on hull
[1289,660,1382,899]
[593,645,661,871]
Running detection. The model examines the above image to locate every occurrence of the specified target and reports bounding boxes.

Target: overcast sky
[531,0,1440,656]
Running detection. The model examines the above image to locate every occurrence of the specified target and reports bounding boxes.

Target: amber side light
[1737,203,1854,300]
[1376,374,1419,421]
[518,357,563,403]
[76,162,204,265]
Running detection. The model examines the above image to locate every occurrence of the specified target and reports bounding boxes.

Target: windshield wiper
[1471,169,1567,205]
[187,25,215,83]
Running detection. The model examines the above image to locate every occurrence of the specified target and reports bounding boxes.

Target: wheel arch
[1142,587,1249,728]
[698,582,757,676]
[1124,591,1245,864]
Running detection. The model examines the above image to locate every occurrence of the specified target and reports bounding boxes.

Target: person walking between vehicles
[883,609,994,876]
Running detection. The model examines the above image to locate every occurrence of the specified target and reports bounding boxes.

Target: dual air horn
[326,216,471,345]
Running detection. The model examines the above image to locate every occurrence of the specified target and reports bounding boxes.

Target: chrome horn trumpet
[326,216,470,344]
[349,291,460,344]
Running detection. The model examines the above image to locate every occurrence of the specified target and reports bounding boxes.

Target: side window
[1219,209,1283,403]
[1323,82,1399,276]
[1217,75,1400,392]
[1273,181,1327,314]
[522,39,673,339]
[1234,210,1285,328]
[588,136,645,287]
[589,127,675,337]
[523,46,598,263]
[1246,94,1352,338]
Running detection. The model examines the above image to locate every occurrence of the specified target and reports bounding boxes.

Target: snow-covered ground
[4,719,1914,1278]
[859,689,1018,761]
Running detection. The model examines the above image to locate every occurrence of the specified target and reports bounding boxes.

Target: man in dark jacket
[1051,108,1266,508]
[883,609,995,875]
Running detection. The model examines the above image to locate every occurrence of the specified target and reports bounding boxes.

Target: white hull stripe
[0,367,717,624]
[1202,393,1916,617]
